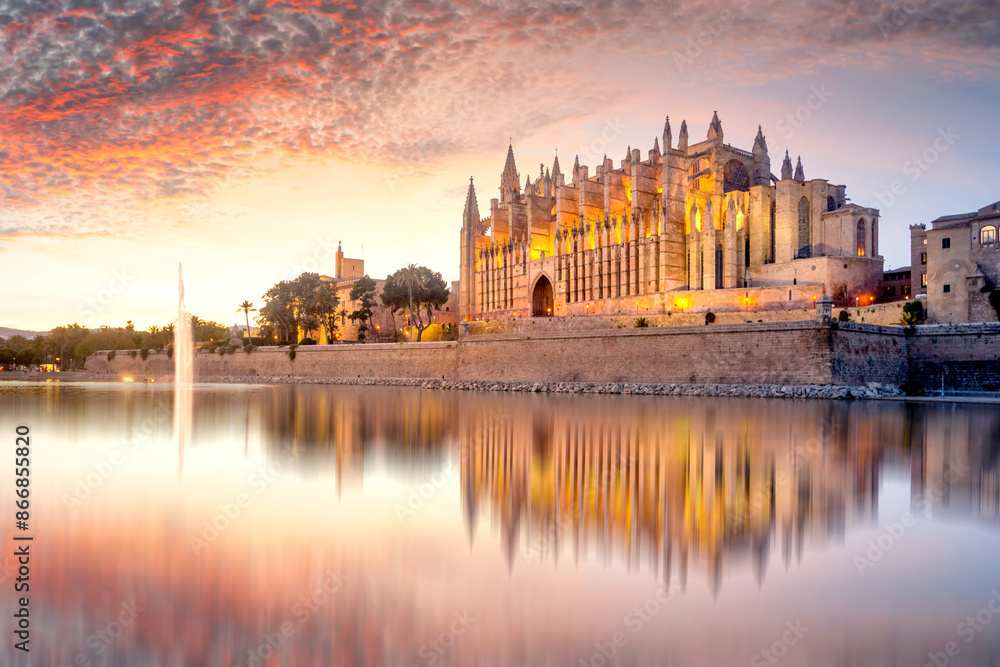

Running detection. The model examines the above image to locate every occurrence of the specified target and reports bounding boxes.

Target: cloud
[0,0,996,237]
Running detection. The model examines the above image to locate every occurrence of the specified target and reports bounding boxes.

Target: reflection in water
[2,383,1000,666]
[459,397,999,593]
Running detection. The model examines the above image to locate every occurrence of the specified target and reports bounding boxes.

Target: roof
[930,200,1000,229]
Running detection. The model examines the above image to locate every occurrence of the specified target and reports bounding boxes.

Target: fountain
[174,263,194,480]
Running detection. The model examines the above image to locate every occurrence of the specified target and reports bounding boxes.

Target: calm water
[2,382,1000,666]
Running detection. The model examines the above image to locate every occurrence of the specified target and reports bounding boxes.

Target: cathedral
[458,113,884,321]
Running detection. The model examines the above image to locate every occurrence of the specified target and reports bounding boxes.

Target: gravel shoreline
[200,375,905,400]
[2,372,908,399]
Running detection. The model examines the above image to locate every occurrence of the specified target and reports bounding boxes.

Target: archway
[531,275,554,317]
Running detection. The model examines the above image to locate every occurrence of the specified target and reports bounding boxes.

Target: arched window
[723,160,750,193]
[827,196,837,212]
[871,219,878,256]
[769,201,776,263]
[982,225,998,245]
[857,219,866,257]
[715,241,723,289]
[797,197,811,258]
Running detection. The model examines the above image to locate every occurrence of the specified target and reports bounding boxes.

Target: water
[1,383,999,666]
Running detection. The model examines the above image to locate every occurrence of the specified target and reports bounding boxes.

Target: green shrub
[634,316,650,328]
[107,350,116,362]
[704,312,716,325]
[166,347,174,360]
[128,350,137,358]
[288,344,297,362]
[139,348,149,360]
[900,300,927,326]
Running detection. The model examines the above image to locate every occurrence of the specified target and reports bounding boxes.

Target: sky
[1,0,998,332]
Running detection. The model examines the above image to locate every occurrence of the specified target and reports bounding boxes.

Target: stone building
[312,244,395,343]
[910,201,1000,323]
[881,266,912,302]
[459,113,884,322]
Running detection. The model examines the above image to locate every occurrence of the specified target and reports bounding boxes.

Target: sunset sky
[1,0,998,332]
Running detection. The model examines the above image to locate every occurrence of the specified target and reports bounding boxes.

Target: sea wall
[85,321,1000,392]
[907,323,1000,391]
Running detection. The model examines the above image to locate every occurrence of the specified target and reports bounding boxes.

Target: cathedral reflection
[459,396,1000,594]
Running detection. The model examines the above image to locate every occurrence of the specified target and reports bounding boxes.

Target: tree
[47,324,89,370]
[259,281,296,344]
[237,301,255,343]
[901,300,927,326]
[348,275,378,342]
[382,265,450,342]
[308,280,340,343]
[259,274,341,344]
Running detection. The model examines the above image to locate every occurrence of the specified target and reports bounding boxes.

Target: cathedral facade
[458,113,884,321]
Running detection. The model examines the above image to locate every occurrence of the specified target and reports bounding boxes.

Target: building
[881,266,912,302]
[910,200,1000,323]
[310,246,460,342]
[311,244,396,343]
[459,112,883,322]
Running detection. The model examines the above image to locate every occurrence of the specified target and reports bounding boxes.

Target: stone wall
[86,321,1000,392]
[907,323,1000,391]
[829,323,909,386]
[840,300,909,326]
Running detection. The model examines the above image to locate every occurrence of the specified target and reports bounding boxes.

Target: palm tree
[237,301,255,344]
[399,263,425,341]
[147,325,161,349]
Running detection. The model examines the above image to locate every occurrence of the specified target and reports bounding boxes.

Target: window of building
[942,237,951,249]
[884,286,895,296]
[856,219,866,257]
[903,285,911,296]
[982,225,998,244]
[797,197,811,258]
[921,273,927,287]
[723,160,750,193]
[923,237,927,245]
[769,201,776,263]
[943,284,951,293]
[920,252,927,265]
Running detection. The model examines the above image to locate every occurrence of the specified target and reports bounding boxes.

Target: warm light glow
[123,377,134,383]
[674,297,691,310]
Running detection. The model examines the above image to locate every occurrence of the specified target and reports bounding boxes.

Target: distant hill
[0,327,47,339]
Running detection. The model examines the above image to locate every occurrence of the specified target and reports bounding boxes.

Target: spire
[678,120,689,153]
[663,116,672,151]
[653,136,660,154]
[707,111,723,143]
[781,150,793,180]
[552,152,561,183]
[794,155,805,182]
[500,143,519,198]
[463,176,479,227]
[752,125,768,160]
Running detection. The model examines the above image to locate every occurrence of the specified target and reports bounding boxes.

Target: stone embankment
[206,375,905,400]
